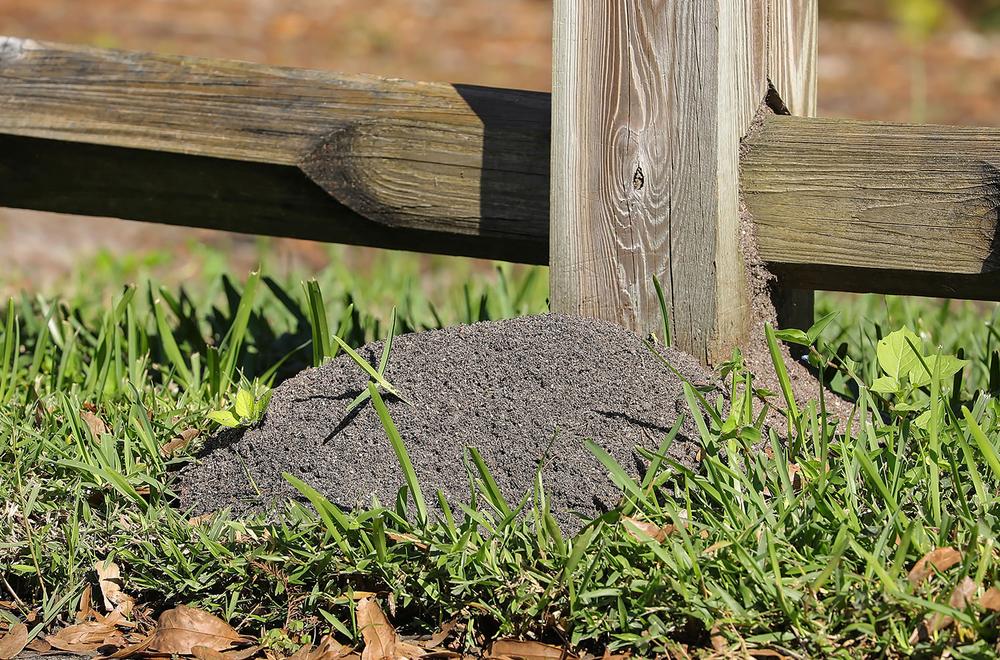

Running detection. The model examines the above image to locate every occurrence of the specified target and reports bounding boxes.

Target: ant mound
[179,314,717,531]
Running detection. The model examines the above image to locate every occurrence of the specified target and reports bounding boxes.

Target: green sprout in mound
[5,249,1000,657]
[207,382,272,428]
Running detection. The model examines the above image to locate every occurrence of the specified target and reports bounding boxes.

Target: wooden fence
[1,1,998,365]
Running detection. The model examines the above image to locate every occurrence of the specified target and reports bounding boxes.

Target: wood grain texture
[550,1,817,363]
[0,36,550,261]
[743,115,1000,280]
[767,0,817,118]
[764,0,818,332]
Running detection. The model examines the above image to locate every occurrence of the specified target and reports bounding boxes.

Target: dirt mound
[178,314,717,530]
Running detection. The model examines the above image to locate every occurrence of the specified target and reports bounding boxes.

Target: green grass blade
[962,406,1000,482]
[467,446,511,517]
[368,383,427,524]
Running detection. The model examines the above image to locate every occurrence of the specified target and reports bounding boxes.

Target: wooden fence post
[550,1,817,364]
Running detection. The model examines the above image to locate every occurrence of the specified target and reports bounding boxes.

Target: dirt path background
[1,1,998,290]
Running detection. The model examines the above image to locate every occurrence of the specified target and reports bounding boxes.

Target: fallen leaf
[161,428,199,457]
[101,635,154,659]
[357,597,424,660]
[749,651,789,659]
[289,644,314,660]
[908,547,963,586]
[598,650,631,660]
[0,623,28,660]
[488,639,575,660]
[25,639,51,653]
[982,587,1000,611]
[77,583,94,622]
[703,541,731,556]
[385,532,429,551]
[188,513,216,527]
[907,615,930,646]
[709,625,727,653]
[307,635,359,660]
[149,605,248,655]
[98,607,133,629]
[622,517,674,543]
[787,463,804,490]
[221,645,263,660]
[926,577,979,635]
[422,620,458,650]
[46,621,125,653]
[82,411,109,438]
[193,645,228,660]
[95,560,135,617]
[950,577,978,609]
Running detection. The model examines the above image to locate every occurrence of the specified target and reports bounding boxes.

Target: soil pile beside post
[179,314,717,531]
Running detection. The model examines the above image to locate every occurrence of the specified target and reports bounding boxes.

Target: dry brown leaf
[220,645,262,660]
[308,635,359,660]
[188,513,216,527]
[926,577,979,635]
[908,547,963,586]
[193,644,229,660]
[385,532,429,551]
[787,464,804,490]
[488,639,575,660]
[622,517,674,543]
[982,587,1000,611]
[908,620,930,646]
[289,644,314,660]
[82,411,109,438]
[703,541,730,557]
[95,559,135,617]
[101,636,154,659]
[78,583,95,622]
[26,638,51,653]
[149,605,248,655]
[337,592,376,602]
[47,621,126,653]
[422,620,458,650]
[97,608,133,629]
[161,428,199,458]
[950,577,978,610]
[0,623,28,660]
[357,597,424,660]
[709,625,727,653]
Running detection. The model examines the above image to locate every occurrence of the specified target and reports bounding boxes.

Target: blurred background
[0,0,998,295]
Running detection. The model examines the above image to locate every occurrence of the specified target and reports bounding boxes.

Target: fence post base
[550,1,818,365]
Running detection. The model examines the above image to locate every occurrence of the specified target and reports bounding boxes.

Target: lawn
[3,243,1000,658]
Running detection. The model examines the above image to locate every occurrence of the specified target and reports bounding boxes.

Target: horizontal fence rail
[0,37,551,264]
[2,37,999,301]
[742,114,1000,300]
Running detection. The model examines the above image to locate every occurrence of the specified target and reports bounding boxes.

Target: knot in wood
[632,165,644,191]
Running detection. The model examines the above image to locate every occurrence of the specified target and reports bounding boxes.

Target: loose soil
[180,314,716,531]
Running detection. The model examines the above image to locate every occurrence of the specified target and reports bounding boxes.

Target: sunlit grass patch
[3,249,1000,657]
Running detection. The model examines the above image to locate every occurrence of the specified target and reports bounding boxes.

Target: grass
[4,244,1000,657]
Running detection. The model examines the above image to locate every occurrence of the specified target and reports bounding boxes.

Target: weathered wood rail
[2,3,998,364]
[743,115,1000,294]
[0,37,550,264]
